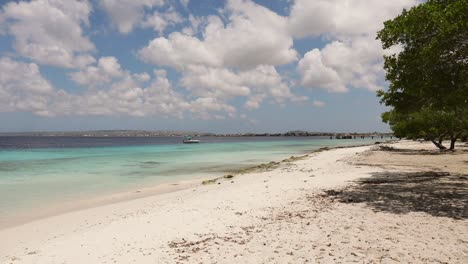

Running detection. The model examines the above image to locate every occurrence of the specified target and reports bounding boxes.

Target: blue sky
[0,0,419,133]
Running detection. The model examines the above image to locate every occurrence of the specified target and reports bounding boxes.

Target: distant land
[0,130,394,138]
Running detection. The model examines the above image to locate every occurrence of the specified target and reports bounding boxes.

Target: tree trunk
[438,131,449,144]
[450,138,456,150]
[431,140,447,150]
[449,133,461,150]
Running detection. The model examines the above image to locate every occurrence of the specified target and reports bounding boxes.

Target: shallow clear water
[0,136,384,217]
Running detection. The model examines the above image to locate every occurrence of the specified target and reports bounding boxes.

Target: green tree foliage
[377,0,467,149]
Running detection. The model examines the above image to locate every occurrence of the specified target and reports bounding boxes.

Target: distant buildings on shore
[0,130,393,138]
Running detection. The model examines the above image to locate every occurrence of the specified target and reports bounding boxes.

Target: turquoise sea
[0,136,384,224]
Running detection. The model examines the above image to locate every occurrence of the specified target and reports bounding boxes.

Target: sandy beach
[1,140,467,263]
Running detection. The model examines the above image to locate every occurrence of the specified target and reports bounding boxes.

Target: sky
[0,0,420,133]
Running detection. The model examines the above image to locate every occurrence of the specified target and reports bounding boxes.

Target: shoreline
[0,141,381,230]
[0,143,379,255]
[2,140,464,263]
[0,178,202,230]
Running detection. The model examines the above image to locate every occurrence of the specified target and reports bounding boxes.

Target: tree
[382,107,467,149]
[376,0,467,150]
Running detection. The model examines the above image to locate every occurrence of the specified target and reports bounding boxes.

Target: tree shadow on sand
[326,171,468,219]
[376,145,468,155]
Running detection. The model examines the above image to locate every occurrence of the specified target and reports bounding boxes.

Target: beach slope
[1,141,467,263]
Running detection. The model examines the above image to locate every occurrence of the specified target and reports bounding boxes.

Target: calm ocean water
[0,136,382,220]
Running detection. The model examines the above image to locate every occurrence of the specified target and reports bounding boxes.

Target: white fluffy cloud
[67,59,237,118]
[298,37,388,93]
[288,0,420,38]
[138,0,303,110]
[189,97,236,120]
[293,0,419,93]
[139,31,219,69]
[142,8,183,35]
[0,56,236,119]
[0,57,54,116]
[139,0,297,69]
[180,64,306,109]
[57,69,192,117]
[0,0,420,119]
[65,69,236,119]
[181,65,251,99]
[69,57,124,87]
[100,0,164,34]
[0,58,53,94]
[0,0,95,68]
[298,49,346,93]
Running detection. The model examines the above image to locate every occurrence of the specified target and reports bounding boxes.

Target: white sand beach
[1,141,467,263]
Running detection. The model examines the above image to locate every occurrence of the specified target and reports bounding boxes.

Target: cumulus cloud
[181,65,251,99]
[139,31,219,69]
[67,61,237,118]
[181,15,207,36]
[141,9,184,35]
[288,0,420,38]
[138,0,304,111]
[0,0,419,119]
[0,56,236,119]
[298,36,387,93]
[0,57,55,116]
[181,64,306,109]
[293,0,419,93]
[69,56,125,87]
[0,0,95,68]
[298,49,346,93]
[139,0,297,69]
[100,0,165,34]
[75,71,235,119]
[57,70,192,117]
[189,97,236,120]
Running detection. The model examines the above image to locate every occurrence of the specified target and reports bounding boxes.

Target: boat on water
[183,136,200,144]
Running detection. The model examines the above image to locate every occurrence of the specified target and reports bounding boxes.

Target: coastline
[0,178,203,230]
[0,141,379,230]
[1,140,466,263]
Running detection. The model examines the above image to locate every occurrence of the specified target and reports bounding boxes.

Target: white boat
[183,136,200,144]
